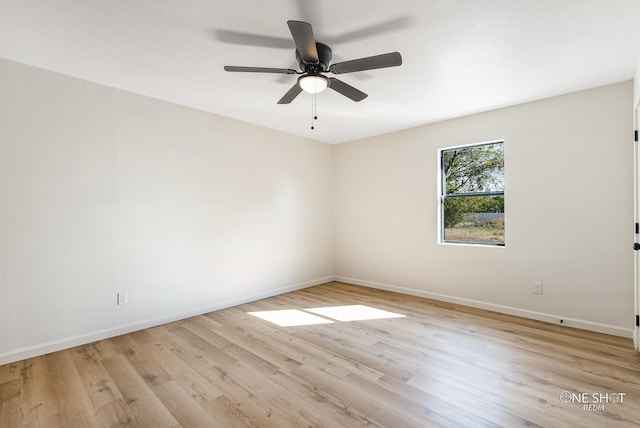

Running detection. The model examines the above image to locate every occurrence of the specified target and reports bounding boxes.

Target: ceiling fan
[224,20,402,104]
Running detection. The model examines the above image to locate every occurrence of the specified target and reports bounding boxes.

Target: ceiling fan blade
[224,66,298,74]
[287,20,319,63]
[277,83,303,104]
[325,17,413,44]
[215,29,292,49]
[329,52,402,74]
[328,78,368,102]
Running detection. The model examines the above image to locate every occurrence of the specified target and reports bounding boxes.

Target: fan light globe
[299,75,329,94]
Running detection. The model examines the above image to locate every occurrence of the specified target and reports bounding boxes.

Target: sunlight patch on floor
[248,305,405,326]
[247,309,334,327]
[306,305,405,322]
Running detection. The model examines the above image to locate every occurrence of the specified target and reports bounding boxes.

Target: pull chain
[314,90,318,120]
[310,91,318,130]
[311,92,314,130]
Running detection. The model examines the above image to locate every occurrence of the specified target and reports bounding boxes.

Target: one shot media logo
[559,391,626,411]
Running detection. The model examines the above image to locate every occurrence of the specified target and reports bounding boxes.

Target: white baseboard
[0,276,333,366]
[3,274,631,365]
[334,276,633,339]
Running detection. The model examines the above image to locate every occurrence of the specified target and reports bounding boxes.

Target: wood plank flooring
[1,281,639,427]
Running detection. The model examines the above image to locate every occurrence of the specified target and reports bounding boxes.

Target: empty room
[1,1,640,427]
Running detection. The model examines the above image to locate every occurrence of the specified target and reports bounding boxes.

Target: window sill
[439,241,505,248]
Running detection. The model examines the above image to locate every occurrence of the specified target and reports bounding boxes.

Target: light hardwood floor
[1,281,639,427]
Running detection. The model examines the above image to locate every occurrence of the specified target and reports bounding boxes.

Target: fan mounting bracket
[296,42,332,72]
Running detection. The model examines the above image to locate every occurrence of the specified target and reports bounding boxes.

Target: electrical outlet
[532,282,543,295]
[117,292,128,305]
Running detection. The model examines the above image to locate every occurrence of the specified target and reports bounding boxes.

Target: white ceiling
[1,0,640,144]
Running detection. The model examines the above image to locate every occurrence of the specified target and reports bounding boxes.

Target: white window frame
[438,140,505,247]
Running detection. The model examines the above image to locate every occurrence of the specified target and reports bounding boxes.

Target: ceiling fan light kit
[224,20,402,105]
[299,74,328,94]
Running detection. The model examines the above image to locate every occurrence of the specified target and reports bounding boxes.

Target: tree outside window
[440,142,504,245]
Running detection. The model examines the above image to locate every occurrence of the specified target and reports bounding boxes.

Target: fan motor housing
[296,42,332,72]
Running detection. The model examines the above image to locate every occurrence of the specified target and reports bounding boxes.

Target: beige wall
[633,51,640,350]
[333,81,634,336]
[635,51,640,109]
[0,56,634,364]
[0,58,334,364]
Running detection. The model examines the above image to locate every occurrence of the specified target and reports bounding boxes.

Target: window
[440,141,504,246]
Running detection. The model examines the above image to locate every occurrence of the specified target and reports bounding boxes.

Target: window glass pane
[443,143,504,194]
[443,196,504,245]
